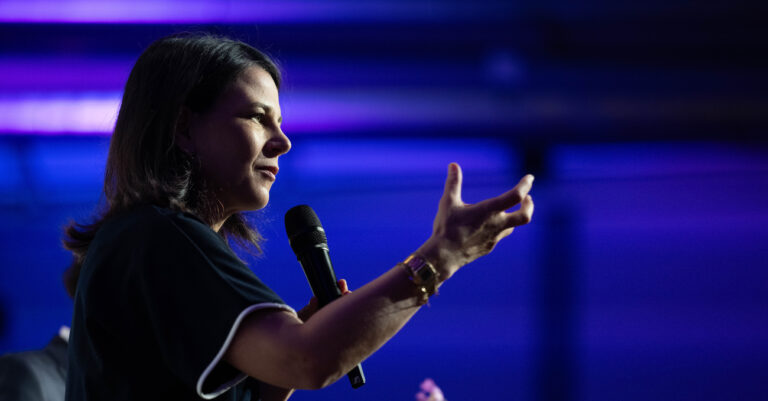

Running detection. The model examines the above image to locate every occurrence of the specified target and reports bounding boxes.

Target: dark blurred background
[1,1,767,400]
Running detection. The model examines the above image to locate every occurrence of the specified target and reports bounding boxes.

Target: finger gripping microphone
[284,205,366,389]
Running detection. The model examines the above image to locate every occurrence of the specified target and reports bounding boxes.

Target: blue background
[1,1,767,400]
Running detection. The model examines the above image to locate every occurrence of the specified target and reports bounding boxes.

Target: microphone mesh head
[285,205,322,238]
[285,205,327,254]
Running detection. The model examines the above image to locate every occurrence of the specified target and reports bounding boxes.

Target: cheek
[224,120,263,154]
[196,129,263,183]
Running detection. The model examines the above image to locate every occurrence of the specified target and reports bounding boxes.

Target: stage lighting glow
[0,89,524,135]
[0,57,131,91]
[0,93,120,135]
[0,0,516,23]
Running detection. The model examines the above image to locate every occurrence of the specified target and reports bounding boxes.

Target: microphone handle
[298,246,366,388]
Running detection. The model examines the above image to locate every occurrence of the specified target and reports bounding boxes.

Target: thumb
[441,163,463,206]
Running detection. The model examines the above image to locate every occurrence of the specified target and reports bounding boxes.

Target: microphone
[284,205,366,389]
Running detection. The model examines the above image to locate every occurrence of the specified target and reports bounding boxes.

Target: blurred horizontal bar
[3,89,767,138]
[0,55,517,91]
[0,0,517,24]
[0,89,532,135]
[0,57,132,91]
[0,93,121,134]
[550,143,768,179]
[6,53,766,96]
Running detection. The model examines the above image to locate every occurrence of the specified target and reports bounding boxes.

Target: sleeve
[137,211,296,400]
[0,354,44,401]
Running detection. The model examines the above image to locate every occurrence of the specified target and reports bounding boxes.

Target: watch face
[406,257,425,269]
[403,255,439,298]
[406,256,434,283]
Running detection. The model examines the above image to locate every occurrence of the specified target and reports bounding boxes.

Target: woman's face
[184,66,291,218]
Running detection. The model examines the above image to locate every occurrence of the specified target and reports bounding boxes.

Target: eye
[251,113,266,124]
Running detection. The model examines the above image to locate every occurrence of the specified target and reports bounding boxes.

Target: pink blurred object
[415,378,446,401]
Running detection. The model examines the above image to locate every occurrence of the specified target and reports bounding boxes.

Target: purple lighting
[0,0,310,23]
[0,0,516,24]
[0,58,132,91]
[0,89,528,135]
[0,57,536,136]
[0,93,120,135]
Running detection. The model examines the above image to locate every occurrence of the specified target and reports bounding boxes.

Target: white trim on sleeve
[196,302,297,400]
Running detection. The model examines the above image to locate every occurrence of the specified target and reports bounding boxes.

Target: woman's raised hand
[418,163,534,279]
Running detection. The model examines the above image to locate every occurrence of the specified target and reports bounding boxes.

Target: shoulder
[95,205,224,250]
[101,204,210,235]
[83,204,237,286]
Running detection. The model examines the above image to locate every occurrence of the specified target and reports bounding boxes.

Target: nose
[263,126,291,158]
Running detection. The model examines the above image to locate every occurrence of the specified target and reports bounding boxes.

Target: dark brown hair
[63,34,282,289]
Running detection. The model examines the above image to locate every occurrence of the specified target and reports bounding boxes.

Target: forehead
[215,66,280,112]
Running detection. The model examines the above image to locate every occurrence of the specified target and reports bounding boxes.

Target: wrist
[401,254,440,305]
[414,236,460,281]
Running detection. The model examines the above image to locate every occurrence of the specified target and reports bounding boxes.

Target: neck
[209,207,232,232]
[193,196,231,233]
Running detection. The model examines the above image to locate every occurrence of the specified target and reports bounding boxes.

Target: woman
[63,34,534,401]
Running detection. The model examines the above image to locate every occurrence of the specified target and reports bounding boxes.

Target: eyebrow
[249,101,271,111]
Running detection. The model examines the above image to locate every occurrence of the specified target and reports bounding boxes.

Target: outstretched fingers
[441,163,463,207]
[503,194,534,228]
[478,174,534,213]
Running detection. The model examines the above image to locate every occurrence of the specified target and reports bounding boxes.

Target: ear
[174,107,194,154]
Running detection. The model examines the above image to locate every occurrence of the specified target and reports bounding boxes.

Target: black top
[65,205,293,401]
[0,335,68,401]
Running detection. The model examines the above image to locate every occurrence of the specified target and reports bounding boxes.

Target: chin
[246,189,270,211]
[226,183,271,213]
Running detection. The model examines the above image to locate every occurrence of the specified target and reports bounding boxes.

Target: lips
[255,165,279,179]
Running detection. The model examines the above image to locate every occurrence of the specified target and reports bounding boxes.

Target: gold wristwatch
[402,254,440,304]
